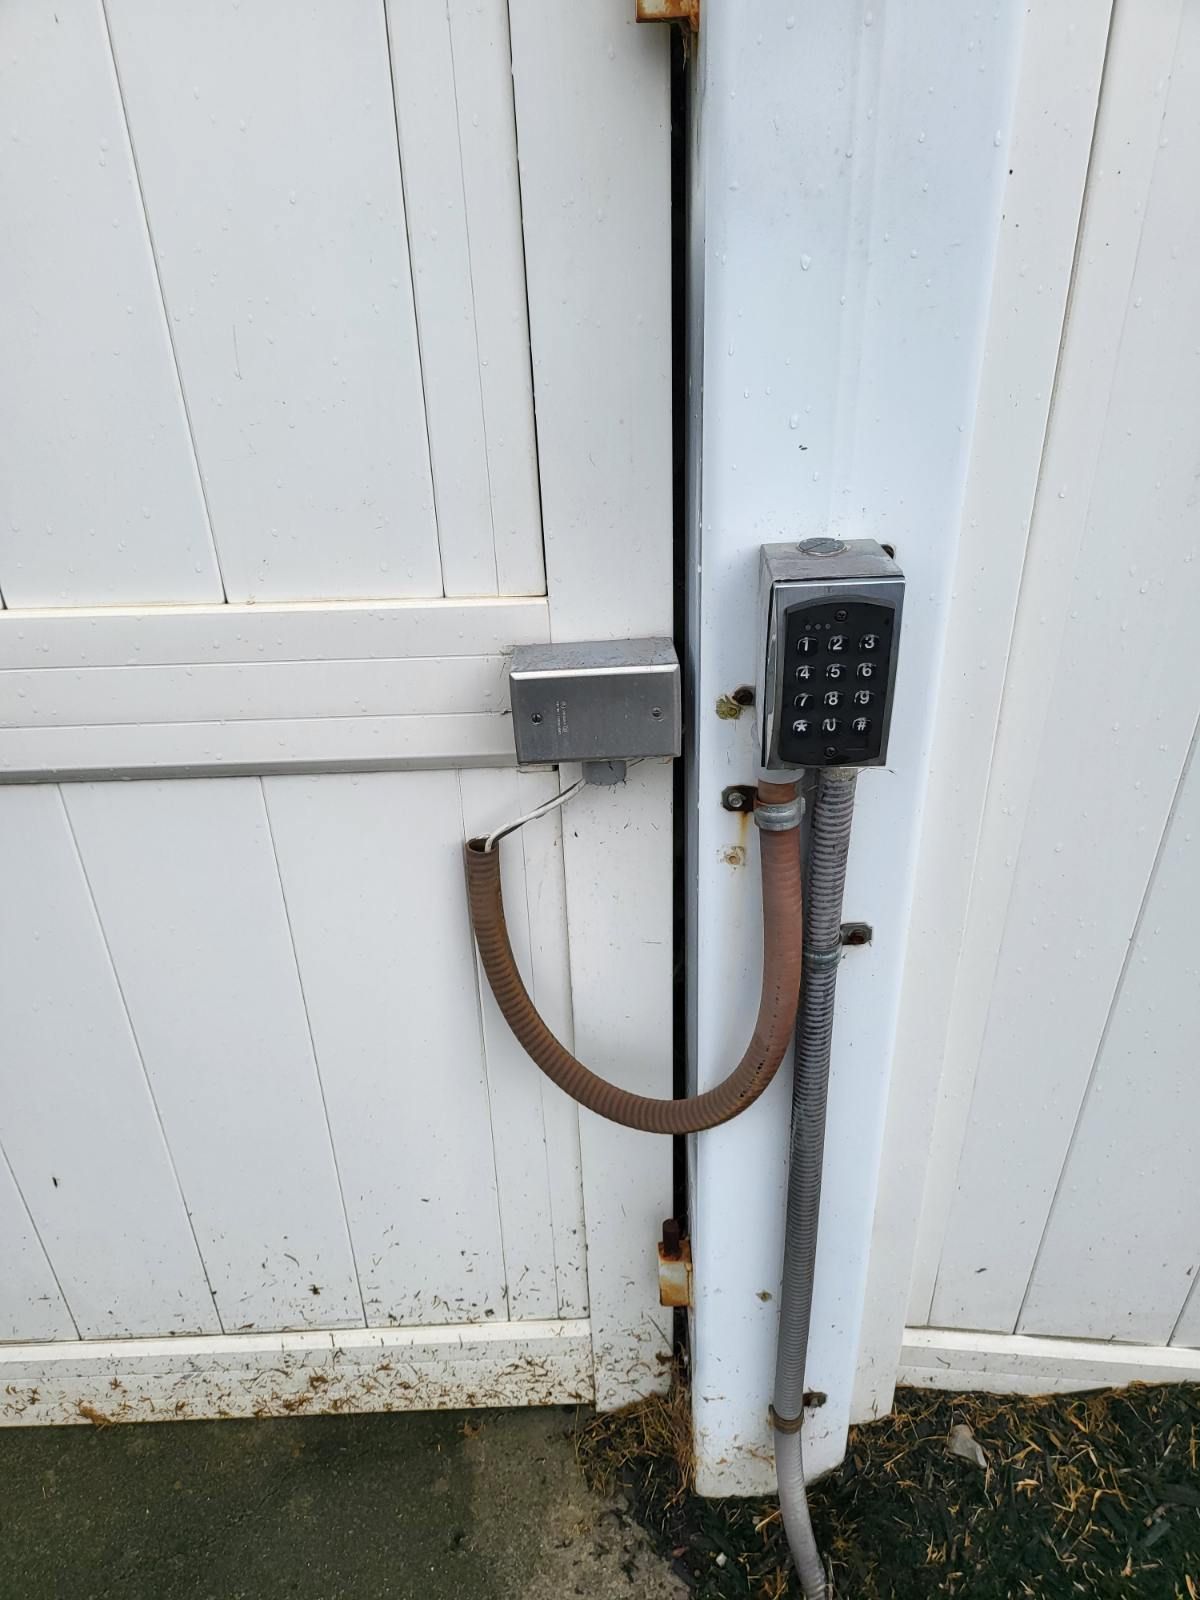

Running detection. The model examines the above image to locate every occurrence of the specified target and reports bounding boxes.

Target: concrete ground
[0,1406,686,1600]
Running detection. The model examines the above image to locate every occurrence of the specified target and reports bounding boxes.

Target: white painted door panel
[0,786,219,1338]
[262,771,515,1327]
[0,1152,76,1345]
[508,0,672,641]
[386,0,544,598]
[102,0,439,603]
[1018,745,1200,1345]
[900,0,1200,1363]
[0,0,672,1427]
[459,769,588,1320]
[928,0,1200,1336]
[0,0,220,608]
[62,779,364,1333]
[1173,1279,1200,1350]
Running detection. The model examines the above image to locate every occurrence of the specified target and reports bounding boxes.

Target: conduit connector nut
[754,796,803,832]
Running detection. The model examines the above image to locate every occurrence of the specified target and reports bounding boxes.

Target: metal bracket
[657,1219,694,1308]
[636,0,699,31]
[720,784,758,814]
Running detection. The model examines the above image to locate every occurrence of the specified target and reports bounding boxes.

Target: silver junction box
[508,638,681,766]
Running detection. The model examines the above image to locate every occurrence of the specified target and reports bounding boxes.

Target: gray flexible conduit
[773,766,859,1600]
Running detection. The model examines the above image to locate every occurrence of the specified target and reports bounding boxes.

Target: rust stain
[720,845,746,868]
[636,0,699,30]
[658,1220,694,1309]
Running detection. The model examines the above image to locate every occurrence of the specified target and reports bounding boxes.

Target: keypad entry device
[758,539,904,771]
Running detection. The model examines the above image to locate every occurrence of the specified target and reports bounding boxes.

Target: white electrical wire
[483,776,587,852]
[482,760,645,852]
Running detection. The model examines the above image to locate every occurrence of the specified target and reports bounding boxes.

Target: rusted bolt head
[721,784,757,814]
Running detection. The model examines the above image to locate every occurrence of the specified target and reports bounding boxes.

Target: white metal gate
[0,0,674,1424]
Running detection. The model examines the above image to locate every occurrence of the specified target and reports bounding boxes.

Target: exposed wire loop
[483,776,587,852]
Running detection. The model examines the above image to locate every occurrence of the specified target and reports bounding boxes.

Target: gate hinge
[636,0,699,33]
[657,1219,694,1308]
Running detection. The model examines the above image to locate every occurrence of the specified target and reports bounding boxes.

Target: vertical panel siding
[1018,742,1200,1344]
[63,779,363,1332]
[0,0,220,607]
[508,0,675,1408]
[0,1149,76,1344]
[262,772,512,1326]
[459,770,586,1319]
[1172,1277,1200,1350]
[509,1,672,642]
[386,0,544,598]
[3,773,588,1344]
[102,0,440,602]
[442,0,545,598]
[920,0,1200,1340]
[0,787,219,1338]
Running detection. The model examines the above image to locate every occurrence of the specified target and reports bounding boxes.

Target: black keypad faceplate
[778,598,895,766]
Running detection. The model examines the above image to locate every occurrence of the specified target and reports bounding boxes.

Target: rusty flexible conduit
[464,780,803,1135]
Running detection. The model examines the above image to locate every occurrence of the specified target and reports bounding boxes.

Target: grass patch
[578,1381,1200,1598]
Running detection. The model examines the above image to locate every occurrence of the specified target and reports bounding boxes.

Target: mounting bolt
[731,684,756,708]
[530,712,543,724]
[721,784,757,813]
[840,922,873,947]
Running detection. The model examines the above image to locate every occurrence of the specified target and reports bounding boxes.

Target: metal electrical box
[508,638,681,767]
[758,539,905,771]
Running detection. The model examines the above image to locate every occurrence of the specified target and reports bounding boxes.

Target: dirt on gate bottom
[577,1379,1200,1599]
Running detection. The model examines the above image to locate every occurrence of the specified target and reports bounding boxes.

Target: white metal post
[686,0,1027,1494]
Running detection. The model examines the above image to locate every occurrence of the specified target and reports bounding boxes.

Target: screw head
[727,791,745,810]
[530,712,543,724]
[650,706,663,720]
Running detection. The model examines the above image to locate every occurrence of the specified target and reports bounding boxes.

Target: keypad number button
[826,663,844,681]
[852,689,872,707]
[859,633,879,652]
[795,665,814,682]
[852,717,871,736]
[821,717,838,735]
[796,635,819,655]
[856,662,874,680]
[792,719,810,736]
[824,691,841,708]
[828,635,847,653]
[793,693,812,710]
